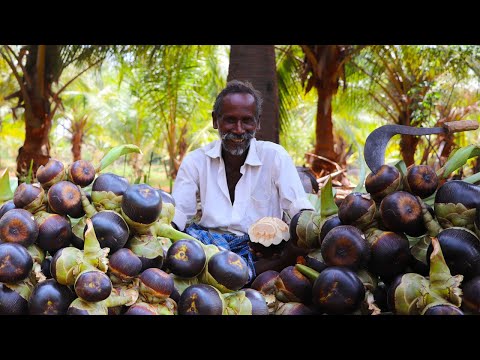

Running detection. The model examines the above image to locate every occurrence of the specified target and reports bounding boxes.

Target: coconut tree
[105,82,156,181]
[350,45,480,167]
[50,46,225,186]
[0,45,117,183]
[298,45,365,174]
[276,45,375,187]
[418,84,479,170]
[132,45,224,181]
[276,45,316,164]
[70,60,158,182]
[52,67,107,162]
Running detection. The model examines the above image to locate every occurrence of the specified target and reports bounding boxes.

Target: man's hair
[213,80,263,122]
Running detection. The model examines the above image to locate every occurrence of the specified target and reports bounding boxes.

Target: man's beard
[219,130,256,156]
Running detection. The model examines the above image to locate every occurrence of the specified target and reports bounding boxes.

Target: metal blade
[364,125,444,174]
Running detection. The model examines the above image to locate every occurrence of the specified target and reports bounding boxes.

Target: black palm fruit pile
[251,122,480,315]
[0,145,268,315]
[3,120,480,316]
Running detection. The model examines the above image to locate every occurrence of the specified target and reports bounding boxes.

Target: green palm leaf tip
[437,144,480,179]
[307,176,338,218]
[320,176,338,218]
[96,144,142,173]
[0,168,14,203]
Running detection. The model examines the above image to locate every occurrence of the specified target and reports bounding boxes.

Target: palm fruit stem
[417,196,442,237]
[78,186,97,218]
[104,285,139,308]
[83,218,109,272]
[153,222,197,242]
[294,263,320,282]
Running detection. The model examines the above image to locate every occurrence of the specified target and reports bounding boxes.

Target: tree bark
[15,45,61,184]
[16,94,52,182]
[301,45,346,175]
[397,110,419,167]
[311,88,337,174]
[227,45,279,143]
[71,116,87,161]
[399,134,420,167]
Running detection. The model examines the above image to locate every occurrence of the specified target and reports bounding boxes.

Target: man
[171,80,315,281]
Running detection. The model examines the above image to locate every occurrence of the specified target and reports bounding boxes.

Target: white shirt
[172,138,314,235]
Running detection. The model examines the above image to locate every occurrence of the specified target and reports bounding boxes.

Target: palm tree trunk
[129,153,144,181]
[16,91,52,183]
[71,116,87,161]
[14,45,61,183]
[300,45,347,175]
[399,134,419,167]
[17,114,51,182]
[311,88,337,174]
[71,135,82,161]
[227,45,279,143]
[397,110,419,167]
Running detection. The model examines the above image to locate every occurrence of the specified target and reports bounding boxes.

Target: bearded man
[171,80,314,282]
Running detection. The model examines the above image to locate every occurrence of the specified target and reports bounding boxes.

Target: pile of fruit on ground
[2,121,480,315]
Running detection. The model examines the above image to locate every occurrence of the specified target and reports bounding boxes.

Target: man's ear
[212,111,218,129]
[256,117,261,130]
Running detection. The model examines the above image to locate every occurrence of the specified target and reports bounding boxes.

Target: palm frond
[276,45,304,134]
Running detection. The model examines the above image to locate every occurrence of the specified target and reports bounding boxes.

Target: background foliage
[1,45,480,192]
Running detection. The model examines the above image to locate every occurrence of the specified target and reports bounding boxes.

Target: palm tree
[276,45,316,164]
[0,45,116,183]
[131,45,224,181]
[350,45,479,167]
[299,45,365,174]
[53,71,104,162]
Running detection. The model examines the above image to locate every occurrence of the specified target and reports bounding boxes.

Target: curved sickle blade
[364,125,444,174]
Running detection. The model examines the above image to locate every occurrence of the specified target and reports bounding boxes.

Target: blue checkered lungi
[185,223,256,283]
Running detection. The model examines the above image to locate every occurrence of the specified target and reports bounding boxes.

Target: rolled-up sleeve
[273,151,315,218]
[171,155,200,231]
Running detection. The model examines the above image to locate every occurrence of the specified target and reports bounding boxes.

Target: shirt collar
[206,138,262,166]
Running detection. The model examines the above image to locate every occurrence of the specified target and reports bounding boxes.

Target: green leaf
[423,192,435,207]
[306,193,321,212]
[392,160,408,177]
[437,144,480,179]
[320,176,338,217]
[96,144,142,173]
[0,168,14,203]
[353,149,367,193]
[26,160,34,184]
[336,117,366,193]
[463,171,480,184]
[295,264,320,282]
[424,153,480,207]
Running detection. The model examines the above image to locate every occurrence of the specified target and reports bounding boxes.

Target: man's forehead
[223,93,255,106]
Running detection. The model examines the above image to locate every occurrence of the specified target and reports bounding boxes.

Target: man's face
[213,93,258,156]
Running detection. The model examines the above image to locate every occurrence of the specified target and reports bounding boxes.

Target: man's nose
[231,120,245,134]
